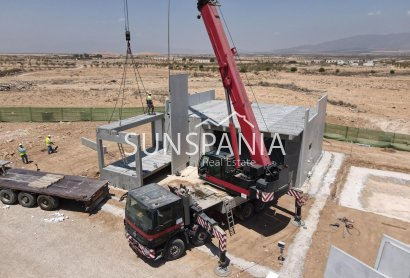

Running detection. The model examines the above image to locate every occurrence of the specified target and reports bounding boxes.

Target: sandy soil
[1,58,410,277]
[303,202,410,278]
[1,120,410,277]
[1,63,409,133]
[0,121,309,277]
[0,121,152,178]
[0,197,246,278]
[280,152,345,278]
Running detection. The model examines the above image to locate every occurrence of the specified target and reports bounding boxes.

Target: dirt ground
[1,62,409,133]
[1,121,409,277]
[1,57,410,277]
[2,121,409,179]
[0,121,153,177]
[0,196,246,278]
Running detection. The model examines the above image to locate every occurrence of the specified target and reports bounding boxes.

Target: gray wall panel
[188,90,215,106]
[375,235,410,278]
[324,246,387,278]
[296,96,327,188]
[170,74,190,174]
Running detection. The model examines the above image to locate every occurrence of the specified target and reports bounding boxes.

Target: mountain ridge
[273,33,410,54]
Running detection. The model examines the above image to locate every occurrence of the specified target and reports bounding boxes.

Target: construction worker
[17,144,29,164]
[45,135,57,154]
[146,93,154,115]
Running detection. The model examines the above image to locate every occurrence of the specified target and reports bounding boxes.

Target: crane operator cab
[198,150,290,201]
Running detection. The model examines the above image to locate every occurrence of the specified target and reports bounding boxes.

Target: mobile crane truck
[124,0,304,275]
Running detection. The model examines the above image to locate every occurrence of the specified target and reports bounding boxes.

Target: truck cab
[124,183,212,260]
[125,184,185,254]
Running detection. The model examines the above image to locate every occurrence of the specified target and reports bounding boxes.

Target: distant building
[363,60,374,67]
[326,59,338,64]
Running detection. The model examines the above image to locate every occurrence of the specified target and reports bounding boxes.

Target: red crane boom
[197,0,271,167]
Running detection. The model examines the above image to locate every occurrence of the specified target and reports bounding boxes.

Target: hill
[274,33,410,54]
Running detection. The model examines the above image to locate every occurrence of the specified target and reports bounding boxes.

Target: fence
[324,123,410,151]
[0,107,164,122]
[1,107,409,151]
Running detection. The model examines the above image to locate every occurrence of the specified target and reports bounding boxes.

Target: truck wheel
[192,228,210,247]
[0,189,17,205]
[37,195,59,211]
[17,192,36,208]
[253,199,267,213]
[165,238,186,261]
[236,202,254,221]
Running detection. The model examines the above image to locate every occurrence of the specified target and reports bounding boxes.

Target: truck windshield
[126,196,153,232]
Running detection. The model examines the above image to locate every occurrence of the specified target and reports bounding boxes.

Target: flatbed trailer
[0,160,109,212]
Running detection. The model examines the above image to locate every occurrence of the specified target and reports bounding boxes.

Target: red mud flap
[125,232,157,260]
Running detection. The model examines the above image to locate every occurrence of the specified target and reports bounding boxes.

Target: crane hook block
[125,31,131,42]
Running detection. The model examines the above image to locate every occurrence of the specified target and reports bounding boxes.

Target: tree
[290,67,297,72]
[319,67,325,73]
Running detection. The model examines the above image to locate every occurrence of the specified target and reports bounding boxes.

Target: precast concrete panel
[170,74,190,174]
[375,235,410,278]
[188,90,215,106]
[324,246,387,278]
[296,96,327,187]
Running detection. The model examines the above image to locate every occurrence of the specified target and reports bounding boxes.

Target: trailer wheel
[37,195,59,211]
[236,202,254,221]
[0,189,17,205]
[253,199,267,213]
[17,192,36,208]
[165,238,186,261]
[192,228,211,247]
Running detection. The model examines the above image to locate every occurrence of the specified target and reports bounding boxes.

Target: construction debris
[0,81,33,92]
[44,212,69,223]
[337,217,356,238]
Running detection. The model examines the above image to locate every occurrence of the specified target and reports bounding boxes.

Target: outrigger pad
[214,265,231,277]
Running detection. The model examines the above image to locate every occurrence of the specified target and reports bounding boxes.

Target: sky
[1,0,410,54]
